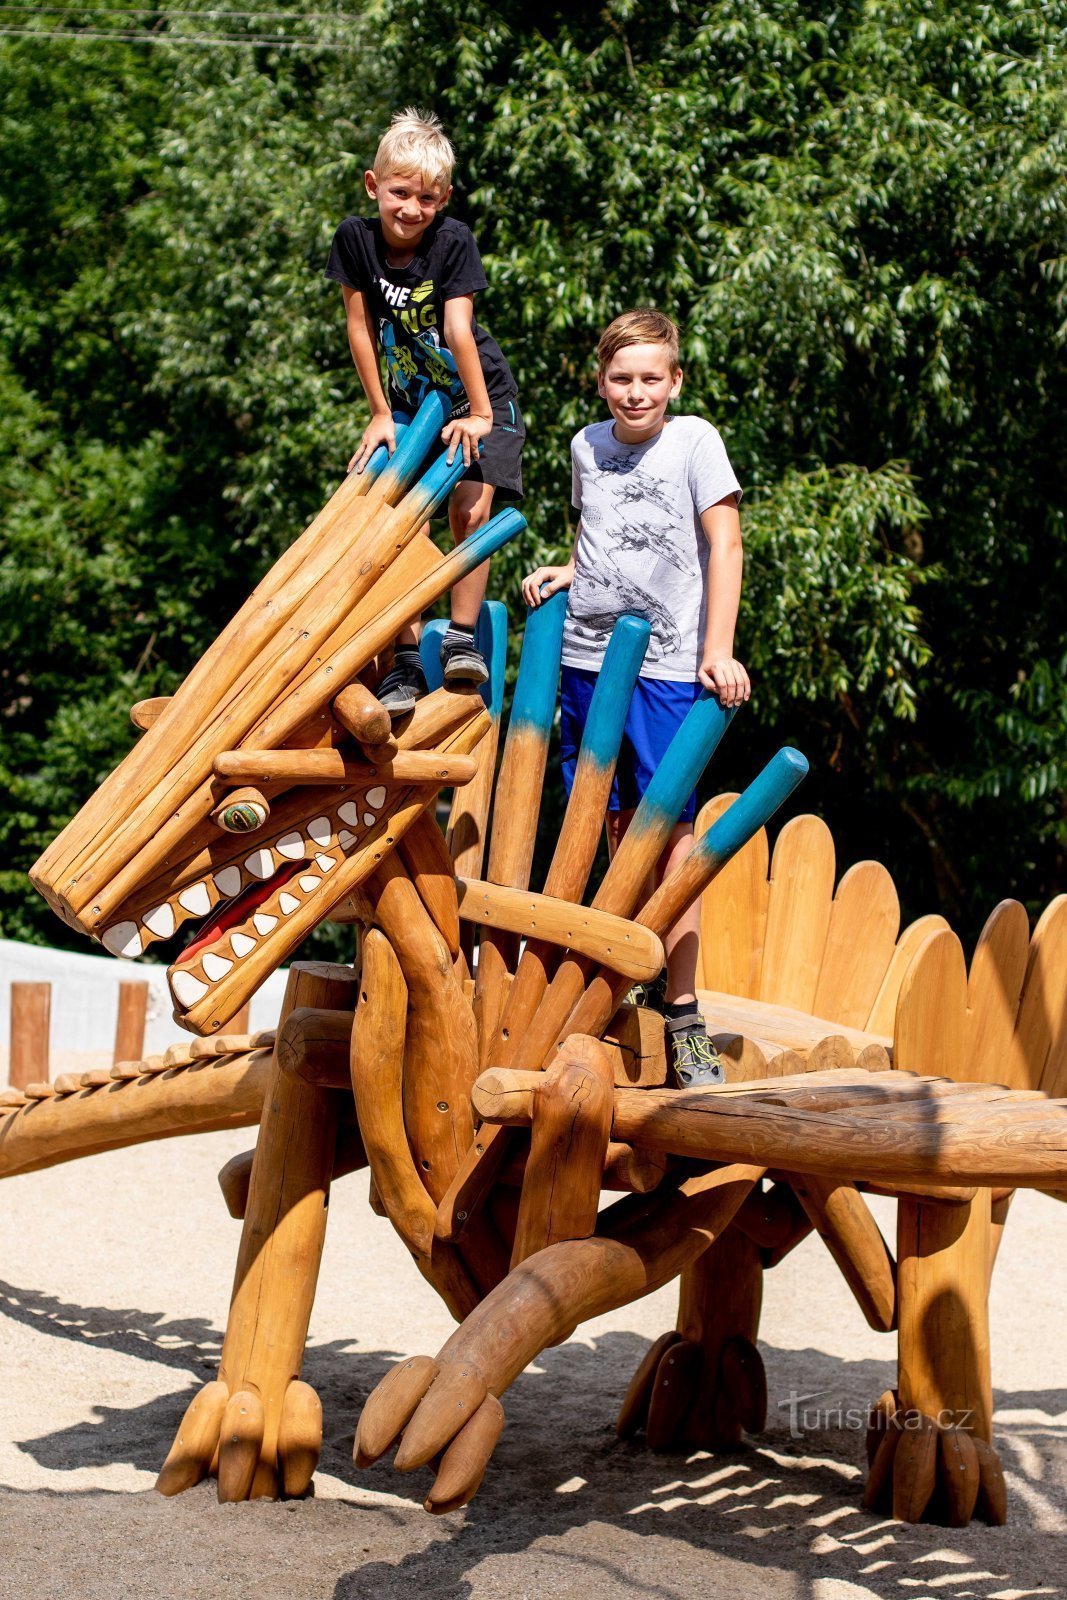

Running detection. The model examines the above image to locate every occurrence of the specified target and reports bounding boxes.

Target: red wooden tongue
[177,859,304,965]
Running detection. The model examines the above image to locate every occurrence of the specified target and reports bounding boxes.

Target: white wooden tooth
[279,893,300,915]
[315,854,336,872]
[202,952,233,981]
[171,969,208,1006]
[253,912,277,935]
[363,813,376,827]
[338,801,360,826]
[230,932,256,958]
[102,922,142,959]
[366,786,387,808]
[337,829,356,848]
[307,816,331,846]
[143,903,175,938]
[244,849,274,880]
[214,865,242,898]
[276,831,304,860]
[178,882,212,916]
[298,875,321,893]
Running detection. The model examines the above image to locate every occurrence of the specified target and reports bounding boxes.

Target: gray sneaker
[668,1024,727,1089]
[440,633,489,686]
[376,651,429,717]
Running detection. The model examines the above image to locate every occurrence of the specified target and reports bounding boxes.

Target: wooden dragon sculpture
[9,390,1067,1529]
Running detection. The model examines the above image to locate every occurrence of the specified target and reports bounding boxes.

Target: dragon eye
[213,787,271,834]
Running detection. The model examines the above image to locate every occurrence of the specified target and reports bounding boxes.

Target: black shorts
[397,394,525,499]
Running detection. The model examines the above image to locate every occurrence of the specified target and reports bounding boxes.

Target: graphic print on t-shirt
[563,418,743,683]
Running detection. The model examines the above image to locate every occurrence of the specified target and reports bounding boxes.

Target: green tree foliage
[1,1,1065,956]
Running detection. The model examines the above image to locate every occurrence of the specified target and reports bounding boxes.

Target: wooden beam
[457,877,665,983]
[213,748,477,787]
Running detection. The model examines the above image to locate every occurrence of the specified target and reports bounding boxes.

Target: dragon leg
[156,959,358,1502]
[864,1189,1006,1526]
[354,1161,762,1513]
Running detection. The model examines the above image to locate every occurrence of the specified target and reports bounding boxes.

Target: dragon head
[30,395,523,1035]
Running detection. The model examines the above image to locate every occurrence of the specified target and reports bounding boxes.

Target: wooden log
[734,1181,809,1252]
[616,1331,683,1439]
[696,794,768,997]
[113,980,148,1066]
[866,913,951,1036]
[488,615,650,1066]
[965,899,1030,1085]
[156,1380,230,1497]
[474,591,568,1065]
[171,705,490,1036]
[130,696,172,730]
[813,860,900,1030]
[48,426,464,921]
[758,815,836,1012]
[605,1083,1067,1189]
[277,1380,323,1499]
[678,1223,764,1448]
[892,1411,938,1522]
[349,930,478,1319]
[399,811,461,957]
[513,747,807,1075]
[213,747,478,787]
[511,1036,614,1266]
[697,991,890,1060]
[9,982,50,1091]
[458,877,665,983]
[0,1049,271,1179]
[786,1172,897,1331]
[897,1190,994,1443]
[1018,895,1067,1092]
[218,1126,365,1222]
[423,1393,506,1514]
[373,1162,764,1477]
[602,1140,668,1194]
[893,926,968,1081]
[603,1004,667,1087]
[369,853,477,1207]
[217,961,357,1500]
[277,1007,353,1089]
[332,682,392,746]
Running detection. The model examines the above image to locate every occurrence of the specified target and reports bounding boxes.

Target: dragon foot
[354,1355,505,1513]
[864,1390,1007,1525]
[155,1377,322,1501]
[616,1328,767,1451]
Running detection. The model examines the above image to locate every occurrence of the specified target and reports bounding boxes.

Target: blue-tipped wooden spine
[626,692,736,838]
[421,600,508,716]
[509,590,568,735]
[695,748,809,871]
[573,615,651,775]
[375,390,452,498]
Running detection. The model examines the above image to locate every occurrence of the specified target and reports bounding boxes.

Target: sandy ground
[1,1125,1064,1600]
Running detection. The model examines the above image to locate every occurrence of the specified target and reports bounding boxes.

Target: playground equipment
[13,389,1067,1527]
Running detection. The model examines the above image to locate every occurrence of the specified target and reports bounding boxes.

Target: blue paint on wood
[696,748,809,868]
[510,590,568,735]
[628,691,736,836]
[421,599,508,715]
[576,615,651,771]
[377,390,451,497]
[415,439,474,516]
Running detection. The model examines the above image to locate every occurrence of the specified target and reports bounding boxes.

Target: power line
[0,24,358,47]
[0,6,357,19]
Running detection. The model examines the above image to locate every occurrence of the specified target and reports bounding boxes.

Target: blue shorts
[560,665,704,823]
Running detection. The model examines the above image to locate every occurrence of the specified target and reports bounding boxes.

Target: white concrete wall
[0,938,289,1074]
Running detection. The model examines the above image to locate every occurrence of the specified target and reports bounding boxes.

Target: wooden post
[208,960,358,1501]
[113,981,148,1066]
[9,983,50,1090]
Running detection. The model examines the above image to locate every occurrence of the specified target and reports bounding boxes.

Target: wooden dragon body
[10,390,1066,1528]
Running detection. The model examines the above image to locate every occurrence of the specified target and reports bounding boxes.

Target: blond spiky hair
[373,107,454,192]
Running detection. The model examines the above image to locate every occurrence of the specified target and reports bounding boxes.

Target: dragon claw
[862,1391,1006,1525]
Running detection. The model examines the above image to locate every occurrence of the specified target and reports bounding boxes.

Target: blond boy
[522,310,749,1086]
[326,108,524,711]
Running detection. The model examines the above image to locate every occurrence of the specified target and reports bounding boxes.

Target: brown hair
[597,309,681,372]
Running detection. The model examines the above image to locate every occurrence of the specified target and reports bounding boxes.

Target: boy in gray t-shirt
[521,309,749,1088]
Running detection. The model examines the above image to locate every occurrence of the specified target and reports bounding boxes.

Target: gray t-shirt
[563,415,742,682]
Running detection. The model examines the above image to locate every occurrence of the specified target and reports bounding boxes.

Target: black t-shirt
[324,214,517,416]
